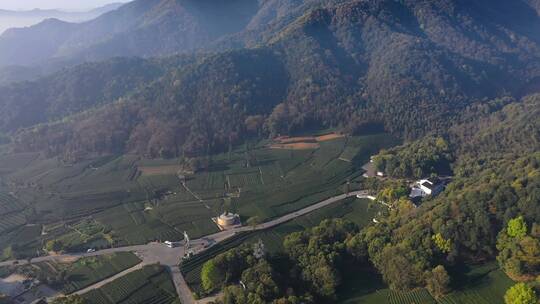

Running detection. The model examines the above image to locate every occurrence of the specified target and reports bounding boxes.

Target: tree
[265,103,290,137]
[51,295,86,304]
[497,216,540,279]
[201,260,225,293]
[426,265,451,299]
[2,246,13,260]
[222,285,249,304]
[432,233,452,254]
[375,244,425,291]
[241,260,279,300]
[504,283,537,304]
[371,137,452,178]
[246,216,261,228]
[45,239,64,253]
[508,217,528,238]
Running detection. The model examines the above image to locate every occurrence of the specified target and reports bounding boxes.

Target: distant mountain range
[0,0,263,67]
[0,3,125,35]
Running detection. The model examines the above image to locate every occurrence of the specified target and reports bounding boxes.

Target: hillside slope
[3,0,540,160]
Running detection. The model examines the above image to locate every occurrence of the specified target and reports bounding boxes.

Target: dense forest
[1,0,539,161]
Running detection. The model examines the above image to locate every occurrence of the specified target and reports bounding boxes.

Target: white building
[410,177,444,199]
[213,212,241,230]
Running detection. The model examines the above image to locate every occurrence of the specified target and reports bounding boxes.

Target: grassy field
[337,262,513,304]
[0,132,397,259]
[82,264,179,304]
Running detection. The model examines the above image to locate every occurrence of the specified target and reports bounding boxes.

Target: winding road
[1,190,372,304]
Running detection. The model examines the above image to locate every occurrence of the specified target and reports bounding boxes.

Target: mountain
[0,56,199,133]
[0,65,43,85]
[4,0,539,161]
[0,3,125,35]
[0,0,263,67]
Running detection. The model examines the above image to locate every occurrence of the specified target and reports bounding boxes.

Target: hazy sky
[0,0,129,11]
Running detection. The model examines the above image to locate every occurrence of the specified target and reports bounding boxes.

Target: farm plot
[0,152,39,174]
[94,205,184,246]
[438,265,512,304]
[0,223,42,260]
[40,219,113,252]
[0,192,25,216]
[15,253,141,294]
[339,134,398,164]
[64,253,141,293]
[388,289,436,304]
[0,132,397,257]
[0,192,29,244]
[149,198,220,239]
[0,213,26,234]
[337,263,512,304]
[226,171,261,188]
[82,264,177,304]
[138,174,182,192]
[138,165,182,176]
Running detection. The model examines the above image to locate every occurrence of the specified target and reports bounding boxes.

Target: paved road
[1,190,370,304]
[73,262,145,296]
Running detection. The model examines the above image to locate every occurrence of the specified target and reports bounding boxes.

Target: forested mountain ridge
[359,94,540,292]
[3,0,538,161]
[0,57,173,132]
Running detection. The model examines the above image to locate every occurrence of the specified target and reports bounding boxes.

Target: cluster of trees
[358,96,540,297]
[373,137,452,178]
[201,219,366,303]
[497,216,540,280]
[202,217,455,303]
[200,243,312,303]
[283,220,361,300]
[45,239,65,253]
[51,295,86,304]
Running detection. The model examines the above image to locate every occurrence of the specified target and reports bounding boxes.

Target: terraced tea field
[14,252,141,294]
[338,263,513,304]
[82,264,178,304]
[0,132,397,260]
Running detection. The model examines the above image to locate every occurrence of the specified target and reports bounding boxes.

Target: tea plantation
[0,133,397,260]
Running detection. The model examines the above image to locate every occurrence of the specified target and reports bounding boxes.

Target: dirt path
[181,181,211,210]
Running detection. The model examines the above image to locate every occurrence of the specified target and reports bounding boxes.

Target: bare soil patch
[270,142,320,150]
[269,133,343,150]
[58,256,79,263]
[315,133,344,142]
[0,273,27,296]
